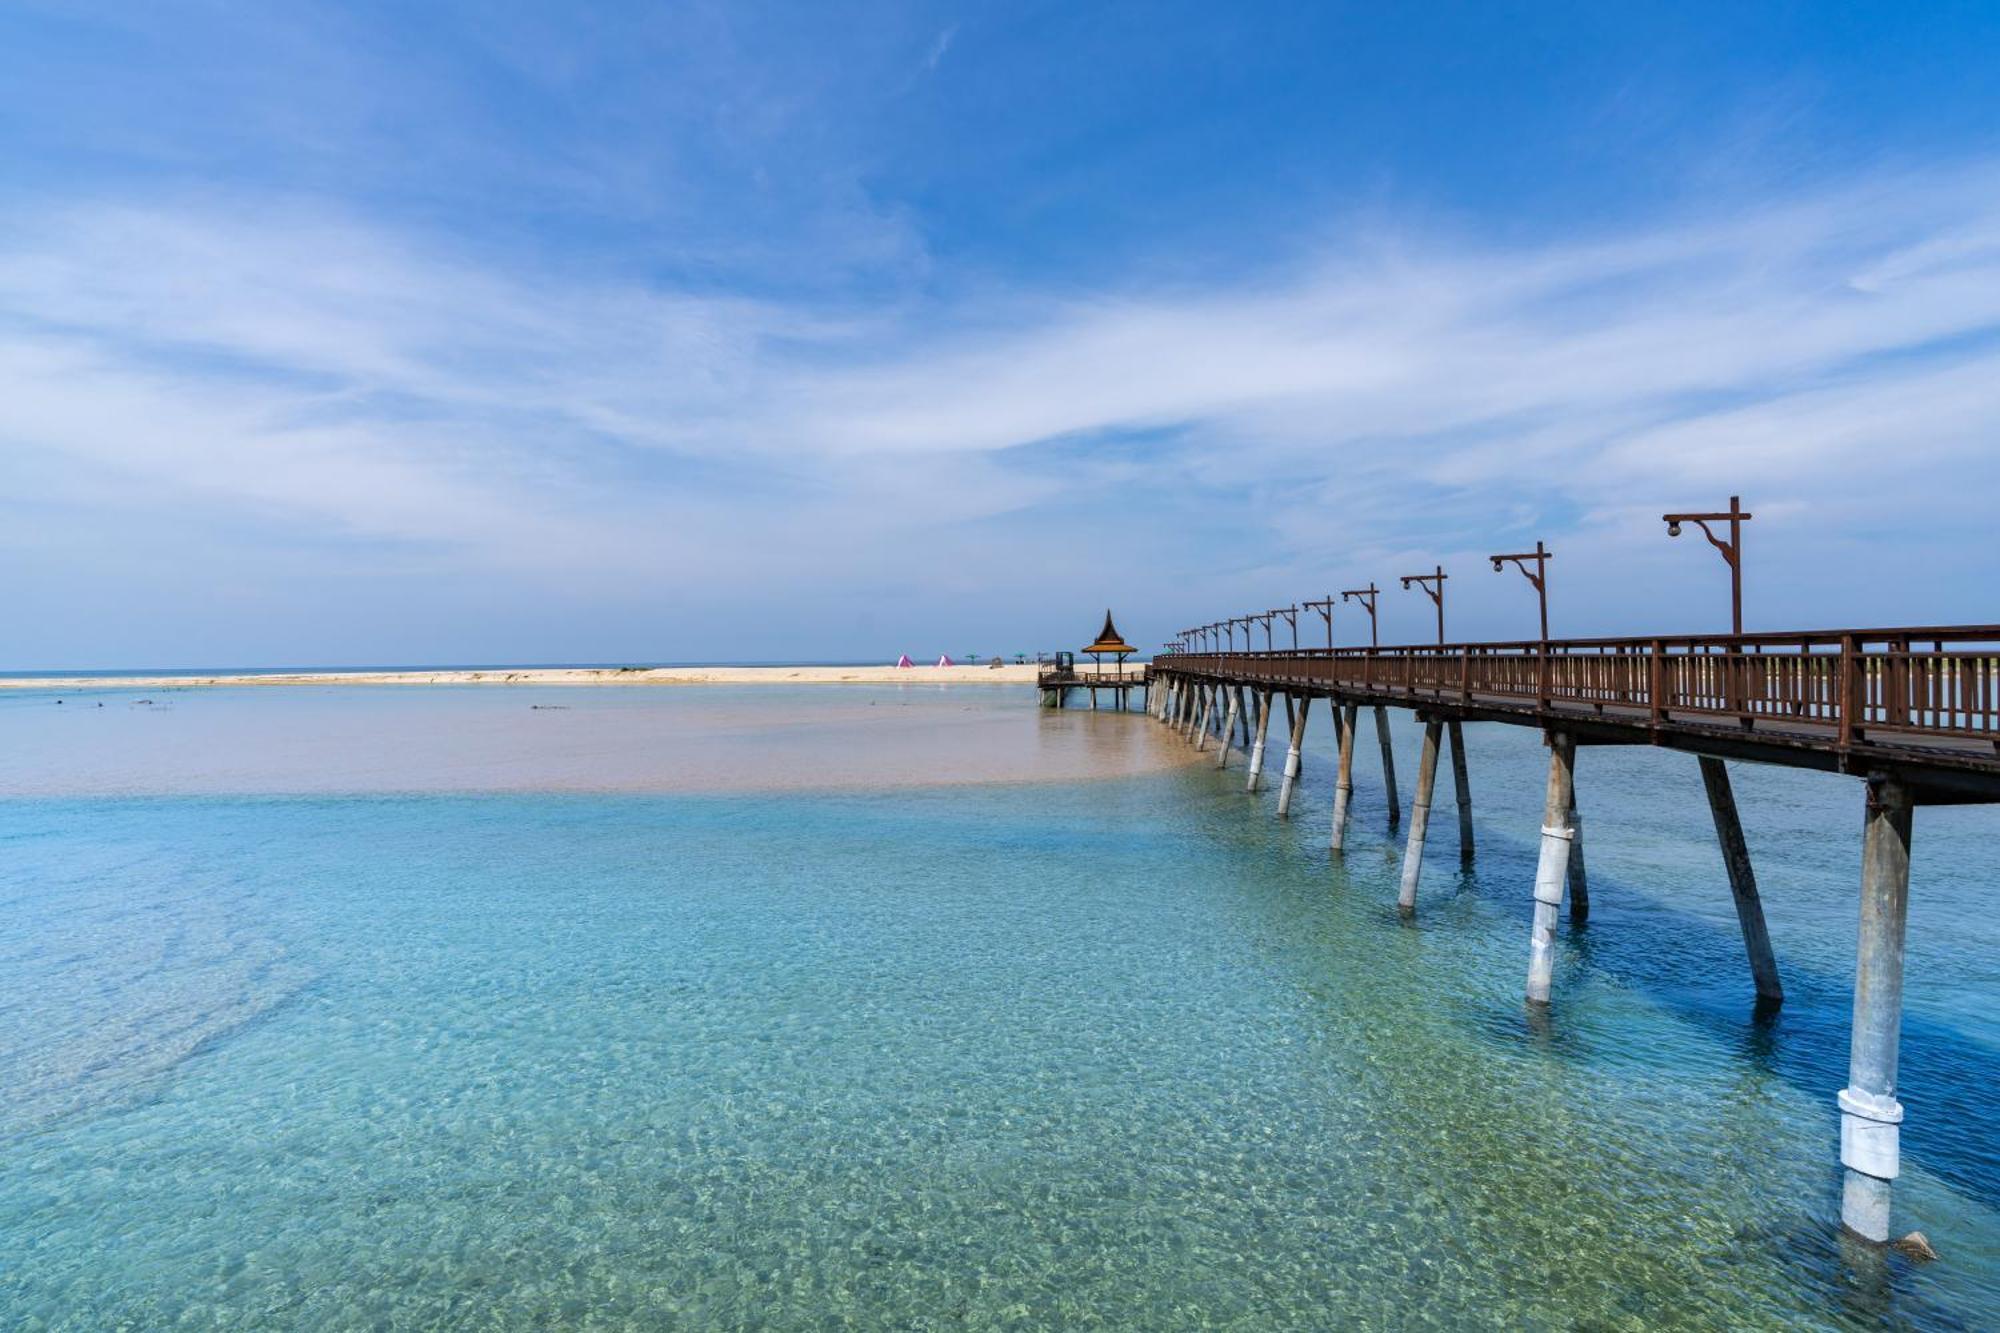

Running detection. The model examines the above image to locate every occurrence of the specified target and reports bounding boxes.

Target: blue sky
[3,2,1999,666]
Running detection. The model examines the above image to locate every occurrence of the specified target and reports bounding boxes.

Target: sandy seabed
[0,680,1188,796]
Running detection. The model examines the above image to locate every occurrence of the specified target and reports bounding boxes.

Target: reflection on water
[1,690,1996,1328]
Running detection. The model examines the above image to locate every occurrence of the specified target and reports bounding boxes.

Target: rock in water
[1891,1231,1939,1262]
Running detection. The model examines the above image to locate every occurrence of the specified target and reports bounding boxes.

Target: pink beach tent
[894,654,914,667]
[935,654,954,667]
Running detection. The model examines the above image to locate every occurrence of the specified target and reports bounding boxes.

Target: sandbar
[0,663,1153,690]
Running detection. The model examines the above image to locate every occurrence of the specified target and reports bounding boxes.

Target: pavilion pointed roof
[1082,609,1136,656]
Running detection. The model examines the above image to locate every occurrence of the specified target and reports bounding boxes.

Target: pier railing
[1036,667,1149,687]
[1167,626,2000,753]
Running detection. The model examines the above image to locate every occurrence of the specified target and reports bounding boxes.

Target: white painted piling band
[1839,1086,1904,1179]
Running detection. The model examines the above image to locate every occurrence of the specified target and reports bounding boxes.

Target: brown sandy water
[0,683,1194,796]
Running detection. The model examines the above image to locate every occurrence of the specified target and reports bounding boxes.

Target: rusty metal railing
[1161,626,2000,752]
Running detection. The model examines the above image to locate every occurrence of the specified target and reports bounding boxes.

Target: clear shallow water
[2,690,1997,1328]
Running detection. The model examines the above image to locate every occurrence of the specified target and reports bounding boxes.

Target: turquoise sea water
[2,686,1997,1328]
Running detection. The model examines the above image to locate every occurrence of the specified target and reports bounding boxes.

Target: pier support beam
[1566,796,1589,923]
[1448,721,1473,861]
[1246,691,1273,791]
[1525,732,1578,1005]
[1375,706,1400,831]
[1397,718,1445,913]
[1839,775,1914,1244]
[1215,689,1241,769]
[1330,704,1359,851]
[1698,757,1783,1005]
[1277,695,1312,818]
[1281,694,1301,778]
[1194,686,1214,751]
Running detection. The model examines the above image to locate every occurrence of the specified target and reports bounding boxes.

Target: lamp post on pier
[1492,540,1553,704]
[1342,585,1380,648]
[1400,565,1448,646]
[1304,597,1336,649]
[1490,540,1552,642]
[1273,605,1299,651]
[1663,495,1752,635]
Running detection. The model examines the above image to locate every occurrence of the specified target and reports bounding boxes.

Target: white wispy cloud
[3,162,1999,648]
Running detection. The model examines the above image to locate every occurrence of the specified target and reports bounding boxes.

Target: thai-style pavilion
[1037,609,1148,709]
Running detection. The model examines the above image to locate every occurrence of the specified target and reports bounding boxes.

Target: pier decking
[1035,664,1149,709]
[1150,623,2000,1251]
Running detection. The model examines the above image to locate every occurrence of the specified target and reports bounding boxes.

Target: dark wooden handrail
[1161,626,2000,752]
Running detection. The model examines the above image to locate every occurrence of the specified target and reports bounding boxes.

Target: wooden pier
[1150,623,2000,1251]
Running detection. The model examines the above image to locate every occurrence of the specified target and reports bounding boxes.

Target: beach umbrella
[895,654,914,667]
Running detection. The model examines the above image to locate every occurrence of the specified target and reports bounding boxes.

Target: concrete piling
[1525,731,1578,1005]
[1281,693,1303,778]
[1397,718,1445,913]
[1448,720,1473,860]
[1699,757,1784,1005]
[1330,703,1359,852]
[1246,691,1273,791]
[1566,796,1589,923]
[1216,690,1241,769]
[1375,706,1400,830]
[1148,646,1976,1253]
[1276,695,1312,818]
[1839,775,1915,1244]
